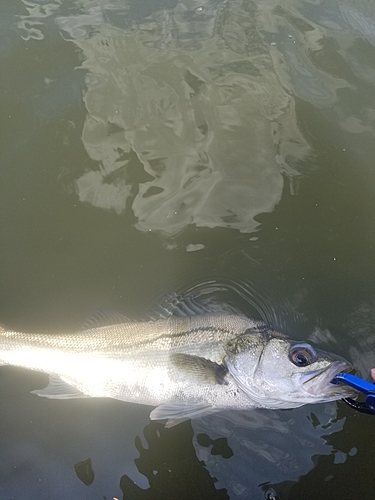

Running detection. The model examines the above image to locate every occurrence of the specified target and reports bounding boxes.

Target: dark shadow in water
[74,457,95,486]
[197,433,234,459]
[120,421,229,500]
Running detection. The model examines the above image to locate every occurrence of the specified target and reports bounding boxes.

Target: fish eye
[289,344,317,367]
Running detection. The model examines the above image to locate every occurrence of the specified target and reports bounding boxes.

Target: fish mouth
[302,361,358,398]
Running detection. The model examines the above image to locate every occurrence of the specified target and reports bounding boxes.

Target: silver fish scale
[1,314,257,354]
[0,313,355,424]
[0,315,258,405]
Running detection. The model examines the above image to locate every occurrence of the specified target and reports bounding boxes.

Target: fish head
[224,328,358,409]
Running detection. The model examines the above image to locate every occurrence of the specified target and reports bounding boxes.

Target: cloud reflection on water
[191,405,346,499]
[45,0,312,236]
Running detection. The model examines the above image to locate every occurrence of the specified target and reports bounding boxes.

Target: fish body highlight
[0,313,356,426]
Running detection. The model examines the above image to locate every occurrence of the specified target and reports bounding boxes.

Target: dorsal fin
[147,293,218,320]
[81,308,129,330]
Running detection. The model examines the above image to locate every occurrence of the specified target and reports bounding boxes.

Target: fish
[0,298,357,427]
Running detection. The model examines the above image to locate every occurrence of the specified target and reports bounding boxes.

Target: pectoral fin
[171,353,228,384]
[150,404,217,428]
[31,375,89,399]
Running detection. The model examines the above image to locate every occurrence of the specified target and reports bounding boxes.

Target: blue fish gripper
[332,372,375,415]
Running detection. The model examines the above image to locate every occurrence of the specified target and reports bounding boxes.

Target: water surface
[1,1,375,499]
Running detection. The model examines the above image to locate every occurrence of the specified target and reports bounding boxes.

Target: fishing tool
[332,372,375,415]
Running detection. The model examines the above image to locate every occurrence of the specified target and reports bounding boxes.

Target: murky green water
[1,0,375,498]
